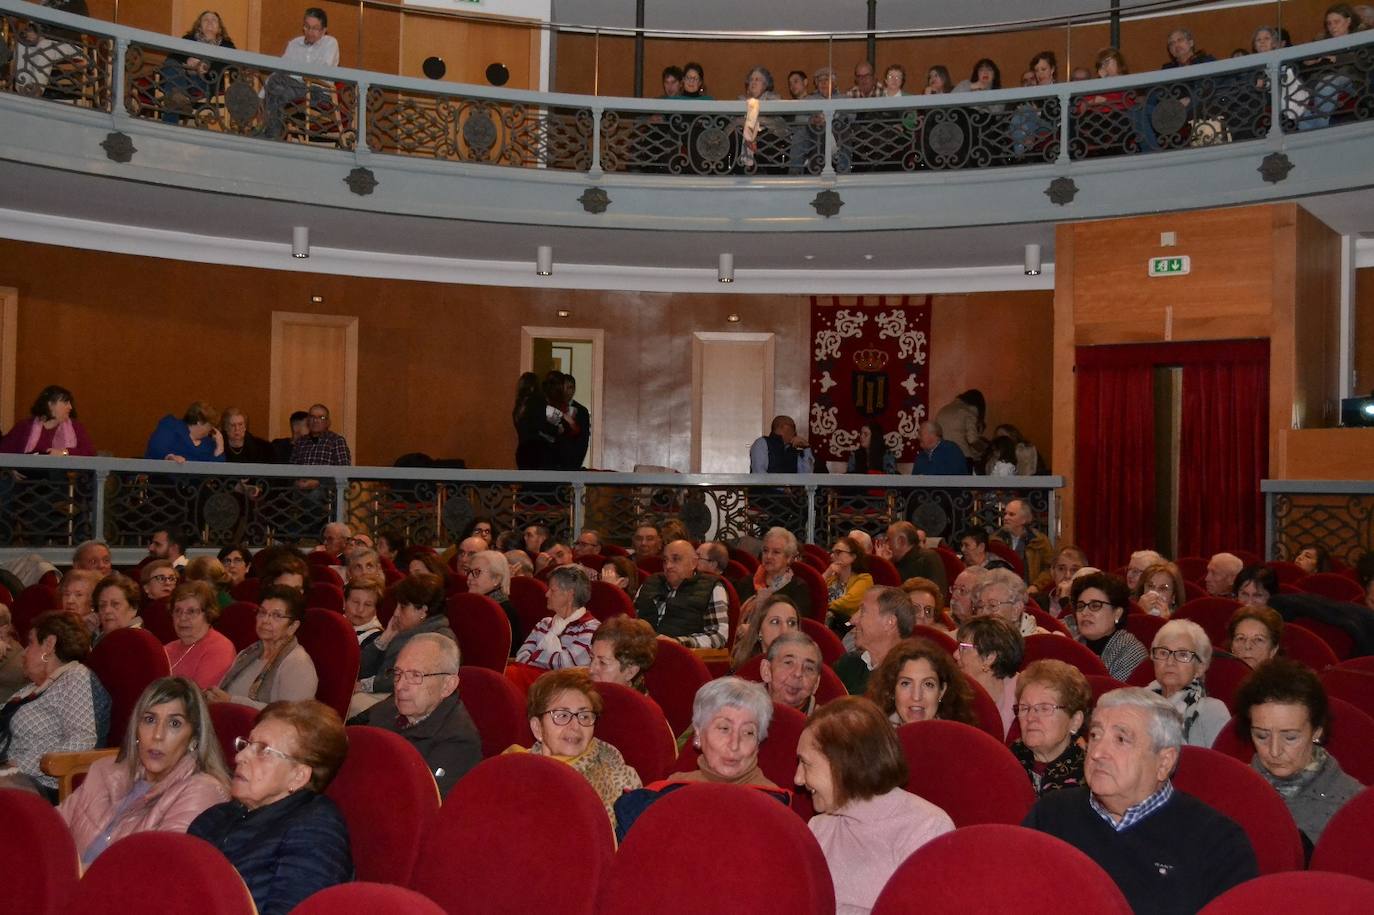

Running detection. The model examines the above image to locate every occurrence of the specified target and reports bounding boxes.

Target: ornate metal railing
[0,455,1062,562]
[1263,480,1374,568]
[0,10,111,110]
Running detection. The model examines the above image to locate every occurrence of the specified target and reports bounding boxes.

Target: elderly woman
[902,577,946,630]
[0,603,24,704]
[797,697,955,914]
[956,616,1024,737]
[141,560,180,605]
[94,573,144,645]
[1228,605,1284,669]
[505,669,640,828]
[729,593,800,670]
[1148,619,1230,748]
[165,581,236,690]
[189,700,352,915]
[1032,544,1088,618]
[588,616,658,692]
[1234,658,1363,856]
[217,545,253,586]
[0,385,95,456]
[144,401,225,462]
[1009,659,1090,795]
[0,611,111,797]
[599,556,640,594]
[59,569,100,627]
[184,556,233,608]
[1135,561,1187,618]
[407,551,448,581]
[1234,565,1280,609]
[342,575,385,649]
[353,573,454,714]
[516,565,600,670]
[60,677,230,866]
[208,585,318,710]
[467,550,522,644]
[824,536,874,636]
[744,526,812,618]
[867,637,977,727]
[1071,572,1148,681]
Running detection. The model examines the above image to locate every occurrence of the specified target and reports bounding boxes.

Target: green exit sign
[1148,256,1191,277]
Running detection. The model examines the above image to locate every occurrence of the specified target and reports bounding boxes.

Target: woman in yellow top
[824,536,873,639]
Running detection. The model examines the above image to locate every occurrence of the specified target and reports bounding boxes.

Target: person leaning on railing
[144,401,225,462]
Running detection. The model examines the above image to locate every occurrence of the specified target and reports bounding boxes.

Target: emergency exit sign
[1149,256,1191,277]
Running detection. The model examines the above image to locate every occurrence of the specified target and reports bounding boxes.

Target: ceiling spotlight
[536,245,553,276]
[1024,243,1042,276]
[863,253,874,261]
[556,309,570,318]
[718,253,735,284]
[803,254,815,261]
[310,294,324,304]
[726,313,741,323]
[292,226,309,259]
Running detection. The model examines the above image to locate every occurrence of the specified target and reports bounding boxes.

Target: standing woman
[513,372,553,470]
[144,401,225,462]
[0,385,95,455]
[847,421,897,474]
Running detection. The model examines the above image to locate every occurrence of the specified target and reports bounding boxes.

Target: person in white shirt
[263,7,341,139]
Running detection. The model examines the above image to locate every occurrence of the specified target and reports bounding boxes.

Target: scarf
[678,753,776,788]
[538,607,588,658]
[751,565,794,607]
[24,418,78,455]
[1254,745,1330,799]
[1151,677,1208,741]
[219,637,300,702]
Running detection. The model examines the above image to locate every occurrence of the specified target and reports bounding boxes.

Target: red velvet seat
[638,555,664,575]
[586,579,636,623]
[1182,580,1208,602]
[1280,622,1340,671]
[1230,549,1262,566]
[866,554,901,586]
[1321,668,1374,721]
[735,653,848,709]
[306,551,336,567]
[594,681,678,783]
[896,720,1035,826]
[207,701,256,764]
[1172,746,1304,874]
[1291,618,1355,661]
[1084,674,1126,706]
[412,754,613,915]
[1203,654,1254,710]
[507,576,549,645]
[326,725,440,886]
[964,674,1008,740]
[86,627,171,747]
[1027,604,1071,636]
[912,624,958,654]
[641,638,712,737]
[0,581,13,608]
[597,782,833,915]
[934,546,966,596]
[728,546,759,572]
[459,665,531,756]
[1296,572,1365,603]
[1197,872,1374,914]
[873,824,1132,915]
[1266,560,1306,584]
[445,592,512,672]
[140,597,176,644]
[295,883,445,915]
[297,607,361,719]
[70,832,254,914]
[602,542,630,558]
[1211,698,1374,785]
[672,701,811,817]
[1337,656,1374,675]
[1177,556,1210,581]
[0,788,78,915]
[12,583,59,640]
[1125,612,1167,647]
[800,543,830,571]
[1175,596,1242,647]
[1020,632,1110,678]
[306,580,344,612]
[1125,657,1157,687]
[574,553,608,574]
[1310,788,1374,880]
[788,561,829,623]
[987,539,1026,578]
[228,578,259,604]
[725,559,751,582]
[214,601,259,652]
[799,617,846,665]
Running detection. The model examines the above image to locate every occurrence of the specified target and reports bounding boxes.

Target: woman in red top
[0,385,95,456]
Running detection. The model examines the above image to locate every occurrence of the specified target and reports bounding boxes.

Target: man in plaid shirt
[291,403,352,465]
[632,541,729,649]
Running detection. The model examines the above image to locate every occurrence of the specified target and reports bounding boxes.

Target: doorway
[691,332,776,473]
[520,326,604,469]
[268,311,359,446]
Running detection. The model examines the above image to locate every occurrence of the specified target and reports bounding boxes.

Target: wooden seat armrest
[41,748,119,801]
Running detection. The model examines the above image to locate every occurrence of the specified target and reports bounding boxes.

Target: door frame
[268,311,359,446]
[520,326,604,469]
[691,331,775,473]
[0,287,16,434]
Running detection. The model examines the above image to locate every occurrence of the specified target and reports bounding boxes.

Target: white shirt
[282,34,339,68]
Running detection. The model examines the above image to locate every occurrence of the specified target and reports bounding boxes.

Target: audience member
[760,630,823,714]
[166,581,236,689]
[1227,605,1284,669]
[406,551,448,581]
[680,61,712,99]
[867,636,977,726]
[1204,552,1244,597]
[341,575,385,649]
[59,568,99,622]
[629,524,661,560]
[1032,544,1087,617]
[925,64,952,93]
[1135,560,1186,618]
[954,58,1002,91]
[1071,572,1148,680]
[730,593,800,670]
[1234,565,1278,608]
[291,403,351,465]
[573,528,602,558]
[634,541,729,649]
[996,499,1052,582]
[956,615,1023,736]
[1125,549,1164,593]
[270,410,310,463]
[749,414,815,473]
[957,526,1012,572]
[505,550,535,578]
[72,539,114,577]
[1163,27,1216,68]
[184,556,232,607]
[588,616,658,692]
[824,536,873,636]
[786,68,807,99]
[262,7,340,140]
[742,527,812,618]
[881,63,906,96]
[598,555,639,593]
[144,401,225,462]
[0,385,95,456]
[1148,619,1229,748]
[847,420,896,473]
[901,576,945,629]
[973,566,1043,636]
[1010,659,1089,795]
[835,586,914,694]
[344,546,381,582]
[94,573,145,644]
[148,527,188,569]
[881,521,947,593]
[516,564,600,669]
[913,421,967,474]
[0,604,23,704]
[210,584,318,710]
[141,559,180,604]
[658,64,682,99]
[948,567,984,626]
[316,522,350,562]
[467,550,522,644]
[353,573,452,715]
[158,11,235,123]
[846,59,880,98]
[552,373,591,470]
[218,406,273,463]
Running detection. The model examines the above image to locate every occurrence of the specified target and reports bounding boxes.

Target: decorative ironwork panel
[1,14,111,110]
[0,468,95,546]
[365,87,592,169]
[894,97,1063,171]
[1282,45,1374,133]
[343,478,573,548]
[582,483,810,545]
[599,108,822,176]
[1270,492,1373,567]
[814,484,1051,547]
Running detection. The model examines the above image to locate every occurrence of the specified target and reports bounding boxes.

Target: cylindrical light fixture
[536,245,553,276]
[291,226,309,259]
[1023,243,1041,276]
[718,253,735,284]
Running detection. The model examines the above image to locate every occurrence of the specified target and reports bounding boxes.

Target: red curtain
[1176,341,1270,559]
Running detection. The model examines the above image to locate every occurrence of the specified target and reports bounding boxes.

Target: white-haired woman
[1148,619,1230,748]
[467,549,522,642]
[742,527,812,618]
[515,565,599,670]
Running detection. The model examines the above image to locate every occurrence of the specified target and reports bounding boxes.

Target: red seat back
[867,555,901,587]
[1203,654,1253,711]
[1175,597,1243,647]
[725,559,751,582]
[208,701,257,764]
[1027,605,1071,636]
[641,639,712,738]
[306,581,344,612]
[1177,556,1210,582]
[873,824,1132,915]
[934,546,966,596]
[1310,788,1374,880]
[70,832,254,914]
[594,681,678,783]
[1280,622,1340,671]
[799,617,846,665]
[597,782,833,915]
[326,725,439,886]
[293,883,445,915]
[228,578,259,604]
[1266,561,1306,585]
[12,584,59,641]
[1020,633,1110,678]
[1124,612,1167,647]
[507,577,550,646]
[788,562,828,622]
[964,674,1009,740]
[458,665,530,756]
[800,543,830,572]
[602,542,630,558]
[1337,656,1374,675]
[1195,871,1374,914]
[1172,746,1304,874]
[0,788,78,915]
[727,546,759,572]
[1290,618,1355,661]
[896,720,1035,826]
[445,593,512,672]
[586,579,635,623]
[673,702,811,818]
[140,598,176,645]
[87,627,172,747]
[1321,668,1374,721]
[912,624,958,654]
[987,540,1026,578]
[638,555,664,575]
[1084,674,1126,707]
[297,608,361,719]
[1296,572,1365,603]
[214,601,260,653]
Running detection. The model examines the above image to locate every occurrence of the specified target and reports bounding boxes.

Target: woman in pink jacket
[60,676,230,867]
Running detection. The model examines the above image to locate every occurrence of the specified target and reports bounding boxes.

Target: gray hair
[322,521,351,539]
[402,631,461,671]
[868,585,917,638]
[743,65,775,93]
[765,630,820,663]
[474,550,511,596]
[1130,550,1163,568]
[691,676,774,741]
[973,567,1027,606]
[1096,687,1184,754]
[763,527,799,559]
[61,568,102,592]
[504,550,534,576]
[1153,619,1212,669]
[73,539,110,565]
[813,65,836,82]
[118,676,230,786]
[1252,25,1281,47]
[347,546,379,565]
[548,564,592,608]
[1168,27,1194,42]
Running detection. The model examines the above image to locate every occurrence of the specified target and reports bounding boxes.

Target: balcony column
[633,0,645,98]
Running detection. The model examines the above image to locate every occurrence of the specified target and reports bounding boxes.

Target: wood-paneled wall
[1358,267,1374,396]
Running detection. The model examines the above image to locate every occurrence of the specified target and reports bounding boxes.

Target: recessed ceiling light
[556,309,570,318]
[310,295,324,304]
[726,313,741,323]
[803,254,815,261]
[863,254,874,261]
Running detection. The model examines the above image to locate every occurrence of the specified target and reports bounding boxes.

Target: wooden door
[692,332,775,473]
[268,311,358,448]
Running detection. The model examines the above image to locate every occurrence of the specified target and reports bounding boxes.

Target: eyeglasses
[975,598,1018,612]
[234,736,300,764]
[308,414,328,422]
[1014,703,1067,718]
[950,585,973,596]
[1145,582,1174,593]
[171,606,204,618]
[1074,599,1115,613]
[149,574,178,585]
[544,708,598,727]
[388,667,455,686]
[1231,635,1272,648]
[957,642,978,653]
[255,610,292,621]
[1150,647,1199,664]
[466,567,485,578]
[830,549,853,556]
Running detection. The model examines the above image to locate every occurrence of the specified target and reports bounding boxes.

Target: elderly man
[995,500,1052,583]
[1204,553,1243,597]
[973,568,1046,636]
[263,7,341,139]
[957,527,1012,573]
[72,540,113,578]
[913,421,967,475]
[1024,688,1256,914]
[316,522,351,562]
[760,631,823,715]
[835,586,916,695]
[148,528,187,570]
[749,415,815,474]
[1125,550,1164,593]
[292,403,351,466]
[949,567,985,626]
[505,550,534,578]
[790,66,835,175]
[346,547,382,581]
[698,540,755,601]
[353,633,480,798]
[846,59,880,98]
[454,536,487,576]
[633,540,728,649]
[883,522,947,592]
[631,524,663,561]
[573,529,603,558]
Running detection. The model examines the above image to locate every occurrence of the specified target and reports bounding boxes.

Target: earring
[39,653,50,663]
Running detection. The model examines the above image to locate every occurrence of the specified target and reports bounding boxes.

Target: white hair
[690,677,773,741]
[404,632,461,671]
[973,567,1027,606]
[764,527,799,559]
[1096,687,1183,754]
[1130,550,1163,568]
[1153,619,1212,668]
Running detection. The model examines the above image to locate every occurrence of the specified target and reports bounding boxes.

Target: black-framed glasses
[149,574,178,585]
[544,708,597,727]
[388,667,455,686]
[1150,647,1199,664]
[1014,703,1067,718]
[1074,599,1114,613]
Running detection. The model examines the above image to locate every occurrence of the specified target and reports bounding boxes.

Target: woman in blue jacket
[144,401,225,462]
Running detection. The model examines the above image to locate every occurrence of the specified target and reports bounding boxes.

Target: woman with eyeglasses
[1134,560,1187,618]
[824,536,873,638]
[466,550,523,644]
[1009,659,1090,795]
[207,585,318,709]
[1227,605,1284,669]
[1070,572,1148,681]
[141,559,180,604]
[164,581,236,689]
[217,545,254,586]
[1147,619,1230,748]
[60,677,229,866]
[92,573,145,646]
[504,669,640,829]
[189,699,353,915]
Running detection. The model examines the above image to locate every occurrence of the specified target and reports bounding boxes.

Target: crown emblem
[853,348,888,372]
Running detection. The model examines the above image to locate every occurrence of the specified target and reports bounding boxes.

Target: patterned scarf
[1254,745,1330,798]
[1152,677,1209,742]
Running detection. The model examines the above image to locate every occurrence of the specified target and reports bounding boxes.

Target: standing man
[263,7,340,139]
[553,373,591,471]
[749,415,815,474]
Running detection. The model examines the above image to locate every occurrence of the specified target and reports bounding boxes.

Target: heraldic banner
[809,295,931,465]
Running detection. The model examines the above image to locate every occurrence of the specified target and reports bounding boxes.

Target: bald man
[633,540,729,648]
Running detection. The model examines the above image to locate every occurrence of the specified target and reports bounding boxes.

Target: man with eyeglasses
[948,567,985,626]
[350,633,480,798]
[572,529,603,559]
[263,7,341,140]
[316,522,351,562]
[291,404,351,466]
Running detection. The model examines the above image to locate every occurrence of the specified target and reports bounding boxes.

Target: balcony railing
[1263,480,1374,568]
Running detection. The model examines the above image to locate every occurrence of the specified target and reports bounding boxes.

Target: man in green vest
[633,541,729,649]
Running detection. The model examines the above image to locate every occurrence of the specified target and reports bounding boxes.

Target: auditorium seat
[641,638,712,737]
[867,554,901,586]
[1171,746,1304,874]
[1203,654,1253,710]
[1290,618,1355,661]
[309,565,344,590]
[1027,604,1070,636]
[457,665,530,756]
[1336,656,1374,675]
[294,883,446,915]
[964,675,1008,740]
[207,701,256,764]
[306,580,344,612]
[597,783,833,915]
[506,576,549,645]
[1124,612,1167,647]
[1265,560,1306,585]
[0,788,78,915]
[213,601,259,652]
[873,824,1132,915]
[1309,788,1374,881]
[800,543,830,572]
[593,681,678,783]
[228,578,259,603]
[1279,622,1340,671]
[638,555,664,575]
[1196,872,1374,914]
[1174,596,1242,647]
[896,720,1035,826]
[987,540,1025,578]
[412,754,612,915]
[1321,668,1374,720]
[326,725,439,886]
[912,624,958,654]
[445,592,512,672]
[70,832,254,914]
[1084,674,1125,706]
[728,545,759,572]
[140,597,176,644]
[1296,573,1365,603]
[602,542,630,559]
[1020,633,1110,678]
[296,607,361,720]
[13,583,59,640]
[800,617,846,665]
[86,627,171,747]
[673,701,812,818]
[935,546,965,593]
[586,579,635,622]
[1177,556,1210,582]
[788,561,829,622]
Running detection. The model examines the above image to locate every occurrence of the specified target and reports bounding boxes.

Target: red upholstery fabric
[912,624,958,654]
[295,882,446,915]
[594,681,678,783]
[1310,788,1374,880]
[934,547,965,596]
[70,832,254,914]
[1230,549,1262,565]
[1280,623,1340,671]
[1027,605,1070,636]
[1337,656,1374,674]
[140,598,176,645]
[602,542,630,558]
[0,582,13,608]
[638,555,665,574]
[297,607,361,719]
[412,754,613,915]
[1291,619,1355,661]
[788,562,829,622]
[735,654,847,710]
[228,578,259,603]
[1203,654,1253,710]
[799,617,846,665]
[1321,668,1374,721]
[507,576,549,645]
[1296,573,1364,603]
[1084,674,1125,706]
[1197,872,1374,914]
[866,555,901,586]
[306,581,344,612]
[312,566,345,591]
[728,546,759,572]
[1266,560,1306,584]
[873,824,1133,915]
[1324,698,1374,784]
[214,601,260,653]
[306,551,336,566]
[1020,633,1110,678]
[326,726,440,886]
[896,720,1035,826]
[1174,596,1242,646]
[86,627,171,747]
[1182,580,1208,602]
[641,638,712,737]
[725,559,751,581]
[445,592,513,672]
[597,782,834,915]
[1125,612,1167,647]
[12,583,59,640]
[987,540,1026,578]
[1125,657,1157,687]
[964,675,1008,740]
[1172,746,1303,874]
[585,579,636,623]
[0,788,78,915]
[1176,556,1210,582]
[800,543,830,572]
[38,569,60,588]
[458,665,530,756]
[207,701,257,764]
